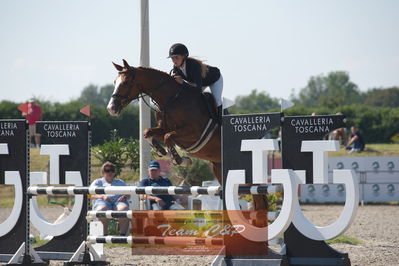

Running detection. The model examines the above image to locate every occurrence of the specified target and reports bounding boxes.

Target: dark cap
[168,43,189,58]
[148,160,160,170]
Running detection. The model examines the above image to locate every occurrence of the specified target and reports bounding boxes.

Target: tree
[78,84,114,106]
[232,89,280,113]
[0,101,21,119]
[99,85,115,106]
[169,157,214,186]
[295,71,361,108]
[363,87,399,107]
[93,129,128,176]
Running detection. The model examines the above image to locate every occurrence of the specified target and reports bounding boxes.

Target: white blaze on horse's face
[114,75,123,90]
[107,76,123,116]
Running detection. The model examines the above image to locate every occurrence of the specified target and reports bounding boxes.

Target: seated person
[90,161,130,235]
[328,112,347,145]
[139,160,174,210]
[346,126,365,154]
[329,127,347,145]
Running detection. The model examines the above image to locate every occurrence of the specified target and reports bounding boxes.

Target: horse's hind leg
[212,162,222,184]
[252,195,268,210]
[212,161,267,215]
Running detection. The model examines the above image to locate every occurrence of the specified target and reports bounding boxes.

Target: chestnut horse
[107,60,267,209]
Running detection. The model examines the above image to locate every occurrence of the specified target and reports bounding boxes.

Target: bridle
[111,69,138,106]
[111,68,183,113]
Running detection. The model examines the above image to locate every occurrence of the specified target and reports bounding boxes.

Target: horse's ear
[112,62,124,71]
[122,59,132,70]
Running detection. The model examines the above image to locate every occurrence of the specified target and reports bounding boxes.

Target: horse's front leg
[143,127,167,156]
[163,131,192,166]
[143,111,166,138]
[143,126,165,138]
[163,131,182,165]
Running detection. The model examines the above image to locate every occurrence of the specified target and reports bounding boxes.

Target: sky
[0,0,398,104]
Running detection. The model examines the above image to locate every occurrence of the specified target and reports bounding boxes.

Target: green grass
[0,186,16,207]
[30,147,139,183]
[31,237,50,247]
[326,234,364,245]
[30,148,50,171]
[259,143,399,158]
[329,143,399,157]
[104,243,132,248]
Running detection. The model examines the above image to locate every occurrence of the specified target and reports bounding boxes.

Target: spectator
[90,162,130,235]
[22,98,42,148]
[346,126,365,154]
[328,112,347,145]
[328,112,348,146]
[139,161,175,210]
[329,128,347,145]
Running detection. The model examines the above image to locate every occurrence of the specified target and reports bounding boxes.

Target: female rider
[168,43,223,122]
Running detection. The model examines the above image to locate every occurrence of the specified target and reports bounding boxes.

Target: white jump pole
[139,0,151,210]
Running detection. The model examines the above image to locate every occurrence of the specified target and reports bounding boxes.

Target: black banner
[0,119,27,255]
[281,114,350,263]
[34,121,89,253]
[222,113,281,258]
[36,121,90,185]
[222,113,281,184]
[281,115,345,183]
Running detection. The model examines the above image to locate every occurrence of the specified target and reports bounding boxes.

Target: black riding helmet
[168,43,189,58]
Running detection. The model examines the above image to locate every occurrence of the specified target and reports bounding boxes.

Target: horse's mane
[138,67,174,81]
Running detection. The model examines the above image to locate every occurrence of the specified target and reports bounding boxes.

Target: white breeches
[208,75,223,106]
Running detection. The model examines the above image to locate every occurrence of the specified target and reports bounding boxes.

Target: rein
[113,68,183,113]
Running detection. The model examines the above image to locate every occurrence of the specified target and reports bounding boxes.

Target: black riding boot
[217,105,223,125]
[223,106,229,115]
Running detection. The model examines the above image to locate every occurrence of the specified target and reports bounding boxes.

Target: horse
[107,59,268,209]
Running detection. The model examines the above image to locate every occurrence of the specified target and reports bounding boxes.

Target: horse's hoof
[172,156,183,165]
[158,150,167,156]
[149,138,167,156]
[181,157,192,167]
[143,129,152,138]
[150,146,167,157]
[155,149,167,157]
[159,148,167,156]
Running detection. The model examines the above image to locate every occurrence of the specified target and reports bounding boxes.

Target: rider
[168,43,224,123]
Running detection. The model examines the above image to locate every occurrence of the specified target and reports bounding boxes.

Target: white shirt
[178,61,187,77]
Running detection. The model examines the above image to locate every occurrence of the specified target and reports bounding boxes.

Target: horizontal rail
[86,210,279,221]
[27,185,281,196]
[86,235,223,245]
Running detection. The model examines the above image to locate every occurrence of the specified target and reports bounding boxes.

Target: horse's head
[107,59,140,116]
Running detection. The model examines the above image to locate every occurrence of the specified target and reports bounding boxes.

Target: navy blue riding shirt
[138,176,174,209]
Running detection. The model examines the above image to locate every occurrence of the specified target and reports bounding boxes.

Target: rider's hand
[154,197,166,207]
[173,75,184,84]
[102,195,111,201]
[117,195,128,202]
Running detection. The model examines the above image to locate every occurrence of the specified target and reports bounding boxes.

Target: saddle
[202,92,220,124]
